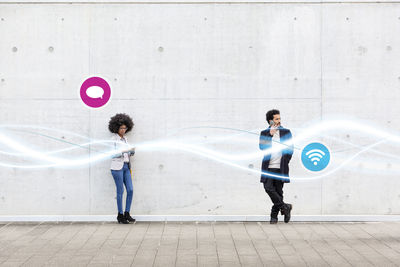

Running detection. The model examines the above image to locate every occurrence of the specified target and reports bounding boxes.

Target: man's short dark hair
[266,109,280,122]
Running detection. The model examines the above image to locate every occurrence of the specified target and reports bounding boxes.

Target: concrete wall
[1,1,399,218]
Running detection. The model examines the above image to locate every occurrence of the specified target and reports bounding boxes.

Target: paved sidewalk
[0,222,399,266]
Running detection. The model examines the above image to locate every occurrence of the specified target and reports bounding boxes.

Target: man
[259,109,294,224]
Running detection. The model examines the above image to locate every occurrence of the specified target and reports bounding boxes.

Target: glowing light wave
[0,120,399,182]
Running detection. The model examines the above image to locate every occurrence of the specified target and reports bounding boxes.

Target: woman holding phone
[108,113,136,224]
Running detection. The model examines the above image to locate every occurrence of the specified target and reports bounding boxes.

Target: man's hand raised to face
[270,124,278,136]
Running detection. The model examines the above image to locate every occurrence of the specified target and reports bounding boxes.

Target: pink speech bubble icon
[80,76,111,108]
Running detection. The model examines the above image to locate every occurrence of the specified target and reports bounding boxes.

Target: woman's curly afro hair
[108,113,134,134]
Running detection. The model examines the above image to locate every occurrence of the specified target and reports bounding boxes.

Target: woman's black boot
[117,213,129,224]
[124,211,136,223]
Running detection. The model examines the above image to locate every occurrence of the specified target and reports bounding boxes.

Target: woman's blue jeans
[111,163,133,214]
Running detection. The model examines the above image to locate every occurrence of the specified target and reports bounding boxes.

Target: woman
[108,113,136,224]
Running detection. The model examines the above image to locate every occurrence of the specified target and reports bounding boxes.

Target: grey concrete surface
[1,2,400,218]
[0,222,399,266]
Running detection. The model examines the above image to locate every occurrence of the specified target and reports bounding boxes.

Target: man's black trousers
[263,168,285,213]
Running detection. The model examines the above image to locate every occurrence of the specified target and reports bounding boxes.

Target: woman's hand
[122,147,135,153]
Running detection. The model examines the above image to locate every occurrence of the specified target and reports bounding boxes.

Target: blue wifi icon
[301,142,331,172]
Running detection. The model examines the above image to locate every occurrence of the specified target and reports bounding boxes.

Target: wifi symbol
[306,149,326,166]
[301,143,331,172]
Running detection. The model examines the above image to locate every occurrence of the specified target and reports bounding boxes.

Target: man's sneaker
[281,204,292,223]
